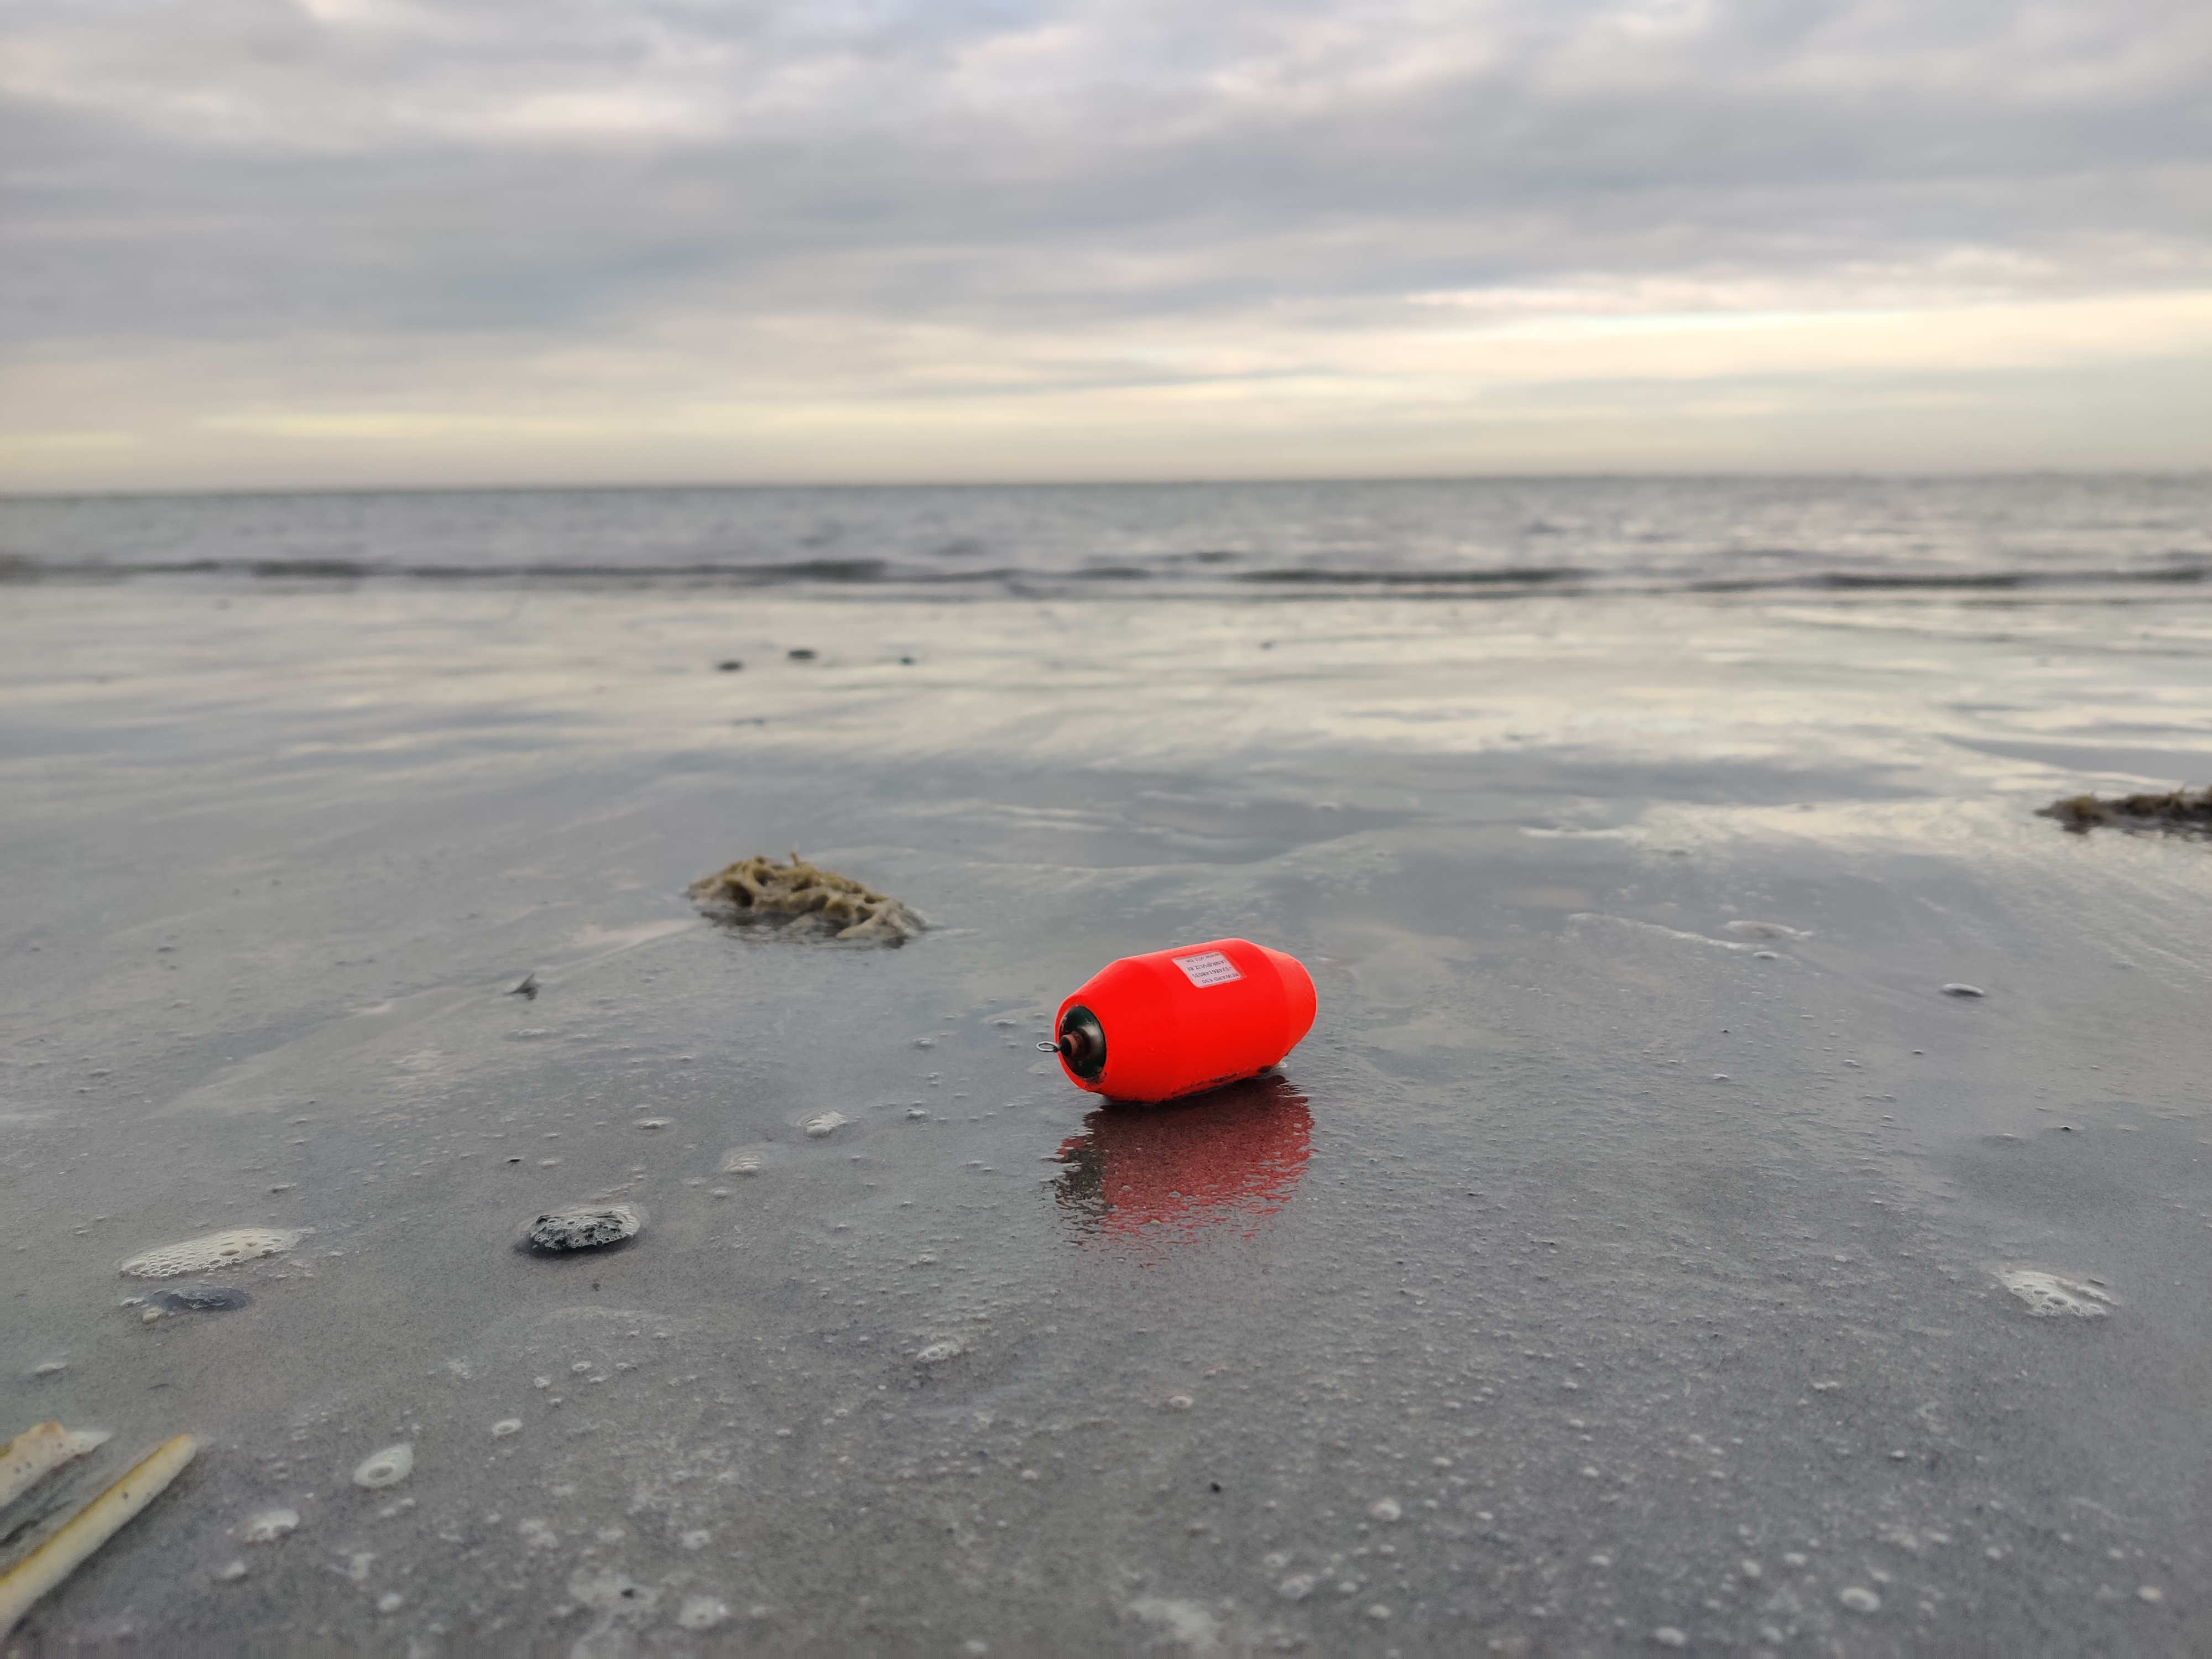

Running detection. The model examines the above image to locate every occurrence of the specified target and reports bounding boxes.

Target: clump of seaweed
[2041,785,2212,836]
[688,853,921,942]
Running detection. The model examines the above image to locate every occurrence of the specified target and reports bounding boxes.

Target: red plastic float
[1045,937,1318,1102]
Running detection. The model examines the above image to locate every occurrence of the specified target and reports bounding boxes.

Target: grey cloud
[2,0,2208,351]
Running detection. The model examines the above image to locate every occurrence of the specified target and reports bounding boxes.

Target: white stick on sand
[0,1433,197,1637]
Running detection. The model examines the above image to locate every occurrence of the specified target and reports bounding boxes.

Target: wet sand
[3,581,2210,1654]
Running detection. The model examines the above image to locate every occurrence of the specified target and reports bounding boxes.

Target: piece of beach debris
[1047,937,1316,1102]
[0,1433,196,1638]
[787,648,816,660]
[0,1424,111,1510]
[523,1203,643,1253]
[716,659,743,672]
[677,1594,731,1630]
[1941,983,1985,998]
[352,1444,413,1489]
[509,972,539,1000]
[2041,785,2212,836]
[117,1227,301,1279]
[688,853,920,942]
[803,1112,848,1139]
[238,1506,298,1543]
[1723,920,1811,940]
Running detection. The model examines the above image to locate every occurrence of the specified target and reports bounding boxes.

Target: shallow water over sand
[3,566,2210,1654]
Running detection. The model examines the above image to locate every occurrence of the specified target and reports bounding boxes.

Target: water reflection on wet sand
[1052,1077,1312,1252]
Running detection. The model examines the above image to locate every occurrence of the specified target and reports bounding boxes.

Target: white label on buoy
[1172,951,1243,988]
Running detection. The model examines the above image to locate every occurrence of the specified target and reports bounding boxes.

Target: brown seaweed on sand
[2040,785,2212,836]
[688,853,921,941]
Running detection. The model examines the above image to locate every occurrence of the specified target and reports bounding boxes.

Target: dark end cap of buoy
[1055,1005,1107,1081]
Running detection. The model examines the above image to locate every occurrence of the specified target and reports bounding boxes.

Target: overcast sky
[3,0,2206,489]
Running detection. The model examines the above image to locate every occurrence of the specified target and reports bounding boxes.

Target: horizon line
[6,465,2208,503]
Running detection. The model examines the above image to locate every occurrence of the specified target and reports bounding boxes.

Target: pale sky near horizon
[3,0,2208,492]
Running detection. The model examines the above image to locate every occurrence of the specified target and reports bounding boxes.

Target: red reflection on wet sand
[1051,1074,1311,1244]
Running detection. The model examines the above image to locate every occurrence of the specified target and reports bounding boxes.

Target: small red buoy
[1046,938,1317,1102]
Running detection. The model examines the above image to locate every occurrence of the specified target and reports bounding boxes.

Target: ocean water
[5,474,2208,594]
[1,477,2209,1655]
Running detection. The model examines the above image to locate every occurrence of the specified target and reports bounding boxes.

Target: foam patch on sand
[117,1227,302,1278]
[1998,1269,2115,1318]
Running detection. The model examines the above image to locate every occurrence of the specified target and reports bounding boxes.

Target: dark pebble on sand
[524,1203,644,1252]
[717,659,743,671]
[787,648,816,660]
[150,1285,253,1313]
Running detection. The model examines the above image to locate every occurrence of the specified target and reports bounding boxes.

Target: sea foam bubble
[352,1443,414,1488]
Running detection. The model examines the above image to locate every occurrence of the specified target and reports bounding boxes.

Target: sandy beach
[8,0,2209,1632]
[3,519,2210,1652]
